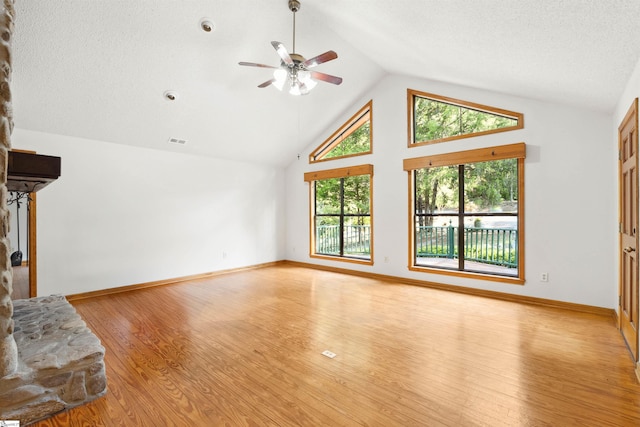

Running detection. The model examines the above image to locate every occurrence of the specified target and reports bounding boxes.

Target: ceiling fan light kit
[239,0,342,96]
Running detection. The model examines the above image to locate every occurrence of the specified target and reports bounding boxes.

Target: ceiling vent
[168,137,187,145]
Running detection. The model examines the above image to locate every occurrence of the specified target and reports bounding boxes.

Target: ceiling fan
[239,0,343,96]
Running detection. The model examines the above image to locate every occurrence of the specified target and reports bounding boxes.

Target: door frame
[28,191,36,297]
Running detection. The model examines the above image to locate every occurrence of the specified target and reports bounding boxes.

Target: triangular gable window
[408,90,523,146]
[310,100,372,163]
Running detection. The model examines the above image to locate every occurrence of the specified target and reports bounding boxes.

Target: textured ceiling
[11,1,640,166]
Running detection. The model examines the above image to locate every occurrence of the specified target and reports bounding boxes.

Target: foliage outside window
[304,165,373,264]
[408,89,523,146]
[309,100,372,163]
[403,143,525,284]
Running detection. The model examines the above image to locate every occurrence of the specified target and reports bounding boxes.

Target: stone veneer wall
[0,0,18,379]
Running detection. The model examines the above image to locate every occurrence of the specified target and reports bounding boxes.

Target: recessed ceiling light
[200,18,215,33]
[163,90,179,101]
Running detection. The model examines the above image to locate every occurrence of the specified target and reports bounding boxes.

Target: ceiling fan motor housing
[289,53,306,66]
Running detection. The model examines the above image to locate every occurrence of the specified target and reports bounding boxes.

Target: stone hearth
[0,295,107,425]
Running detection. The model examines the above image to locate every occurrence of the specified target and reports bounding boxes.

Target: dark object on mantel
[7,150,61,193]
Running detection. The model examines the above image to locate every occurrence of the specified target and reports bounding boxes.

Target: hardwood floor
[30,264,640,426]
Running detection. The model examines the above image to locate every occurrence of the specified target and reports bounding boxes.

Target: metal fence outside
[316,225,371,256]
[415,225,517,268]
[315,224,516,268]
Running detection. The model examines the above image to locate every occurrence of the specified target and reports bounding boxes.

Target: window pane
[415,166,459,215]
[458,108,517,134]
[464,159,518,214]
[463,216,518,276]
[343,175,370,215]
[415,215,459,269]
[343,216,371,258]
[408,149,523,280]
[312,171,372,261]
[413,94,519,144]
[315,178,341,215]
[324,122,371,159]
[316,215,340,255]
[414,97,460,142]
[310,101,372,162]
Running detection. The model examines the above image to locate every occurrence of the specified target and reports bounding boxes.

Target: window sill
[311,253,373,266]
[408,265,524,285]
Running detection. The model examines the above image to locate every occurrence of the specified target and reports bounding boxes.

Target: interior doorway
[8,149,38,300]
[619,98,639,364]
[8,193,36,299]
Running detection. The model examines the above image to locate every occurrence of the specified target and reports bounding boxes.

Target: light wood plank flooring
[31,264,640,426]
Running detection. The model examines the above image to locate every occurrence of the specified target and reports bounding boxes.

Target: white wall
[12,128,286,296]
[286,74,616,309]
[615,57,640,125]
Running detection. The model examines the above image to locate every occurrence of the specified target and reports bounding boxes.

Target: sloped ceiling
[11,1,640,167]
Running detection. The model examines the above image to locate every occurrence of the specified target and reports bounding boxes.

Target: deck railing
[316,224,516,268]
[316,225,371,256]
[415,225,517,268]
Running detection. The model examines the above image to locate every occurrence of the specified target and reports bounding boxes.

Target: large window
[404,144,525,284]
[408,89,523,147]
[309,101,372,163]
[304,165,373,264]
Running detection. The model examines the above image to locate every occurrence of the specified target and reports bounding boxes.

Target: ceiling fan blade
[271,41,294,66]
[311,71,343,85]
[239,61,278,69]
[303,50,338,68]
[258,79,275,88]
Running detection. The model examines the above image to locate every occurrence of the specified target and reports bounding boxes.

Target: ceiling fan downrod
[289,0,300,54]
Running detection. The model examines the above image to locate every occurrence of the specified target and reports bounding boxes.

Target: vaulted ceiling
[12,1,640,167]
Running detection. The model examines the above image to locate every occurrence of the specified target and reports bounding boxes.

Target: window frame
[403,143,525,284]
[407,89,524,147]
[304,164,374,265]
[309,100,373,163]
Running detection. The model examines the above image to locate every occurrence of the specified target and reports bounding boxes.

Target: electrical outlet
[384,256,389,263]
[321,350,336,359]
[540,272,549,282]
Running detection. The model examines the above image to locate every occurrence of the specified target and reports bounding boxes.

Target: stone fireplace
[0,1,107,424]
[0,296,107,424]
